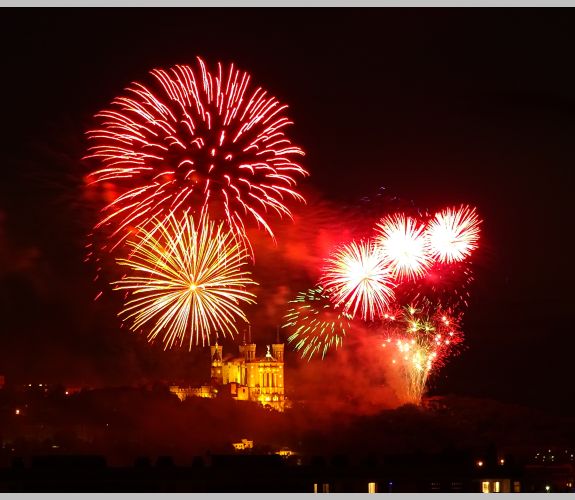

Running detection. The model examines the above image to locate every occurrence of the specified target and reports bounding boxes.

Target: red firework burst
[426,205,481,264]
[85,58,308,253]
[380,301,464,403]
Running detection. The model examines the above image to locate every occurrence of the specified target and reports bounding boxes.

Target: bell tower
[271,343,284,362]
[272,326,284,361]
[242,325,256,361]
[210,342,223,384]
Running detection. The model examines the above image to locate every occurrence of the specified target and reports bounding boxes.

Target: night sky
[0,9,572,414]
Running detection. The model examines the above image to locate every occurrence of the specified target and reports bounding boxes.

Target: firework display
[320,240,396,321]
[381,302,463,404]
[426,205,481,264]
[113,211,257,350]
[283,286,351,360]
[83,57,484,407]
[374,214,431,281]
[86,58,307,253]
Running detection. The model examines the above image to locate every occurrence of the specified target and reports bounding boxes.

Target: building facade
[170,342,285,412]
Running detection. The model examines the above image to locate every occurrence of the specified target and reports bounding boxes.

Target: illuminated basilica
[170,340,285,412]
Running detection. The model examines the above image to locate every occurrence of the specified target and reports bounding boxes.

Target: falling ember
[426,205,481,264]
[396,259,475,312]
[85,57,308,255]
[113,211,257,350]
[320,239,395,321]
[283,286,351,361]
[374,214,432,282]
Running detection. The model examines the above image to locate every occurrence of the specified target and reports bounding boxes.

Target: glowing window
[313,483,318,494]
[494,481,500,493]
[368,482,377,494]
[482,481,490,494]
[322,483,330,493]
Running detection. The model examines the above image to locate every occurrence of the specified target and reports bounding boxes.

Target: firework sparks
[320,239,395,321]
[113,211,257,349]
[397,260,475,311]
[381,302,463,404]
[375,214,432,282]
[426,205,481,264]
[283,286,351,361]
[86,58,308,253]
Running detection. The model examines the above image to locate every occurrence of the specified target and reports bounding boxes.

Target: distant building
[232,438,254,451]
[169,384,217,401]
[275,448,296,458]
[170,341,286,412]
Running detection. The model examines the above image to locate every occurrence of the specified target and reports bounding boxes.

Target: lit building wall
[220,343,285,411]
[222,360,244,385]
[480,478,511,493]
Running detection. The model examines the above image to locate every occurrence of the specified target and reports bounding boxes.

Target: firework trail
[380,301,463,404]
[85,58,308,254]
[374,213,432,282]
[283,286,351,361]
[320,239,395,321]
[426,205,481,264]
[113,211,257,350]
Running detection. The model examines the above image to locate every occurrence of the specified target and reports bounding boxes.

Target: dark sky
[0,9,573,413]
